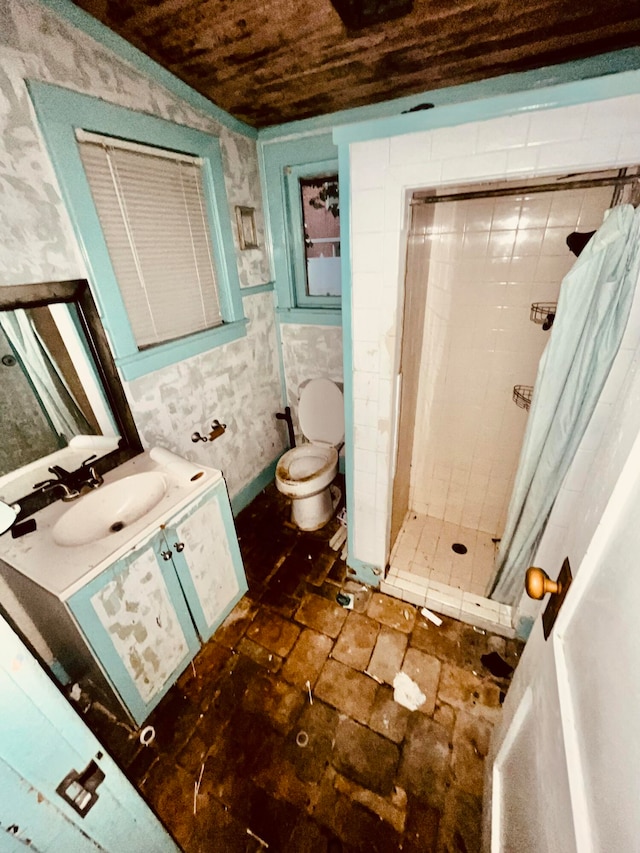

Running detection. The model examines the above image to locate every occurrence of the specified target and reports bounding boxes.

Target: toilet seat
[276,444,338,496]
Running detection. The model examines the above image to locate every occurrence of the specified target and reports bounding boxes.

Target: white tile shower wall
[349,92,640,572]
[408,185,614,537]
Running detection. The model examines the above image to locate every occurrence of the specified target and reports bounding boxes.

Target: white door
[487,428,640,852]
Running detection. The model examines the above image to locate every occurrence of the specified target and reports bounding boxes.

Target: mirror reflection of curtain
[0,310,92,443]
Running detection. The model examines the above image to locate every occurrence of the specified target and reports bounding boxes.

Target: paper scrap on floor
[393,671,426,711]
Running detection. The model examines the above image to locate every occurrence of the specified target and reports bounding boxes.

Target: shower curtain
[490,204,640,606]
[0,309,92,443]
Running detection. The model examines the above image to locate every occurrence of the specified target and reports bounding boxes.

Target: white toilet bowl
[275,378,344,531]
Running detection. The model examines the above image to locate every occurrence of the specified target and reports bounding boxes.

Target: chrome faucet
[33,455,104,502]
[34,478,80,502]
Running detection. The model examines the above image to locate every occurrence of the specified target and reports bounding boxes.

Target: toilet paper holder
[191,419,227,443]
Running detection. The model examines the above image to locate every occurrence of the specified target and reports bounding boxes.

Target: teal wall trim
[347,558,381,589]
[337,142,362,581]
[515,616,535,641]
[40,0,257,138]
[260,133,339,313]
[231,456,279,516]
[259,48,640,143]
[276,308,342,326]
[240,282,275,297]
[28,81,247,379]
[50,659,70,686]
[334,68,640,145]
[338,455,346,476]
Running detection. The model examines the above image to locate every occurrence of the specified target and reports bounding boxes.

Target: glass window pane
[299,175,341,297]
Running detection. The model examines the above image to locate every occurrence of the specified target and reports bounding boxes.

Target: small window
[77,131,222,350]
[285,161,341,310]
[300,175,341,298]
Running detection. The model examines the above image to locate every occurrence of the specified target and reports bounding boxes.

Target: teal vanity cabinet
[66,479,247,725]
[161,482,244,642]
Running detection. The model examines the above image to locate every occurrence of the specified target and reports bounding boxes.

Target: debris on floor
[330,526,348,552]
[392,671,426,711]
[88,480,523,853]
[420,607,443,627]
[336,591,355,609]
[480,651,515,679]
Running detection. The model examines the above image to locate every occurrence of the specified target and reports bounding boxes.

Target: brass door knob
[525,566,561,600]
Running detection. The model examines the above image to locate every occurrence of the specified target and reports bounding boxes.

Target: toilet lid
[298,378,344,445]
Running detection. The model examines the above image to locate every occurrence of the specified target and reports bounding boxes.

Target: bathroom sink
[52,472,167,547]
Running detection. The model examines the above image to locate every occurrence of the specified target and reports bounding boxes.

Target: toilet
[275,378,344,531]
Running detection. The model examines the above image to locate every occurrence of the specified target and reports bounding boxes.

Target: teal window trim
[116,319,248,381]
[276,307,342,326]
[285,160,341,310]
[240,282,275,297]
[260,132,342,320]
[27,80,247,379]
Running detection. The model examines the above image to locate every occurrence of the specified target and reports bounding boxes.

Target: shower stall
[389,174,622,601]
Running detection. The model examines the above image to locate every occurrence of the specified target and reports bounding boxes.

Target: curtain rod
[410,173,640,206]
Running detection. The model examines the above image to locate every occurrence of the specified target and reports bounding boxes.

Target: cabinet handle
[173,542,185,553]
[161,550,172,561]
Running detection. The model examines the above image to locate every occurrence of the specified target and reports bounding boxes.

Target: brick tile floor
[94,482,523,852]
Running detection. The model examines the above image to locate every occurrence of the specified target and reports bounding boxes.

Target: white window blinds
[77,131,223,349]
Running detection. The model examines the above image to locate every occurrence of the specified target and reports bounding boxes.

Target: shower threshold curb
[382,567,515,639]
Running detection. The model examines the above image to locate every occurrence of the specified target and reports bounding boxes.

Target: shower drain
[451,543,468,555]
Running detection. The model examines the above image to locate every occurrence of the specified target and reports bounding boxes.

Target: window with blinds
[77,131,223,350]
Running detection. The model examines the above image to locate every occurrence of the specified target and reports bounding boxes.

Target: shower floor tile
[390,511,499,597]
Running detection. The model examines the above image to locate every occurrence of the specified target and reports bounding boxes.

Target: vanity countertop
[0,447,222,600]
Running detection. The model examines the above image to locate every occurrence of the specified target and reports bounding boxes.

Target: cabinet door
[166,482,247,642]
[68,532,200,725]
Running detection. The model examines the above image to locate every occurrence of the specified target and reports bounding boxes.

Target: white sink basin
[52,472,167,547]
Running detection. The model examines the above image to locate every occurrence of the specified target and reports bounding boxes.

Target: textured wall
[0,0,283,503]
[279,324,343,440]
[127,292,286,498]
[0,0,270,288]
[0,0,270,286]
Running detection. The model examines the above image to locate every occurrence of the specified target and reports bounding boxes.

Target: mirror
[0,280,142,517]
[0,305,102,476]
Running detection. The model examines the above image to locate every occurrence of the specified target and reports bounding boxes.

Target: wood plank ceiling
[72,0,640,127]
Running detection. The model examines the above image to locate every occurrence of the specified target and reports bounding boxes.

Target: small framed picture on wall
[235,206,259,250]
